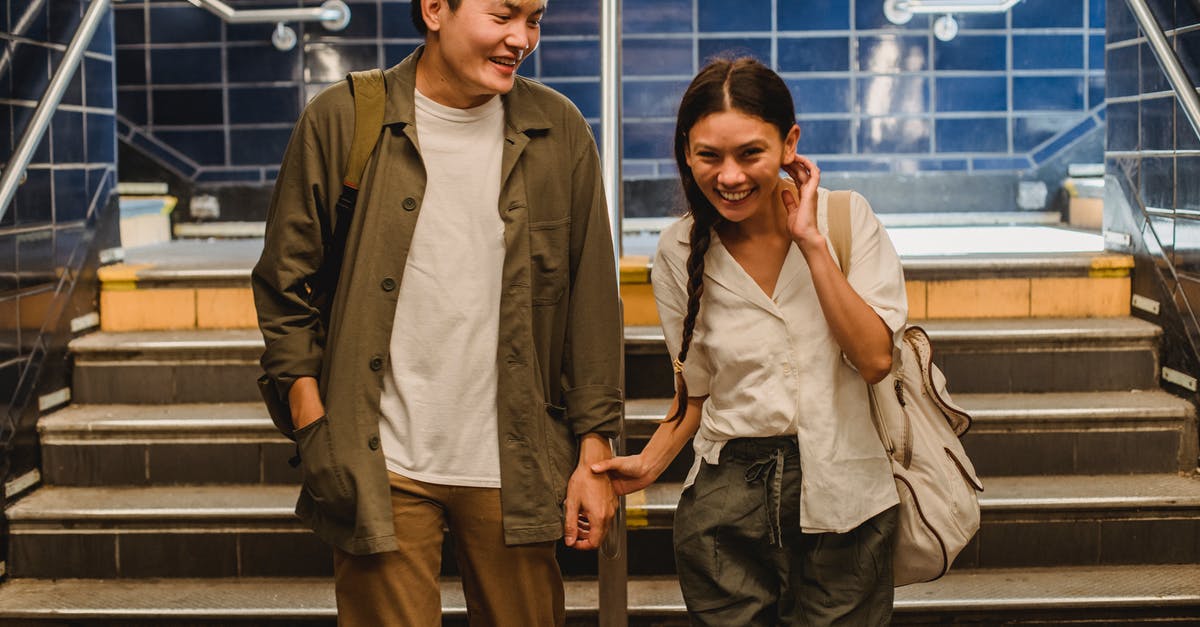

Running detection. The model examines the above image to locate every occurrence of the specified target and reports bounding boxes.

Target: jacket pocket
[530,216,571,305]
[294,415,356,523]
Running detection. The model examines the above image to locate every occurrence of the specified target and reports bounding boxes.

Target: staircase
[2,227,1200,625]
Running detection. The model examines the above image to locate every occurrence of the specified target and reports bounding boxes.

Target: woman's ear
[784,124,800,161]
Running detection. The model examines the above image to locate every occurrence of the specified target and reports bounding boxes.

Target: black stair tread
[625,391,1195,435]
[0,564,1197,618]
[11,474,1200,526]
[628,317,1161,350]
[39,403,274,440]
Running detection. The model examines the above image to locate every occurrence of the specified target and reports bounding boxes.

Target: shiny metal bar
[0,0,110,224]
[187,0,349,28]
[894,0,1022,12]
[1126,0,1200,140]
[598,3,628,625]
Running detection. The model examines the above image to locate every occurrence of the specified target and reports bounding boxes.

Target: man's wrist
[577,433,613,466]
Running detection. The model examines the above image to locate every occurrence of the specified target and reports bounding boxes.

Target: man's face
[426,0,545,107]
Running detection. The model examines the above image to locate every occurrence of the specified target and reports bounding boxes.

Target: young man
[251,0,623,623]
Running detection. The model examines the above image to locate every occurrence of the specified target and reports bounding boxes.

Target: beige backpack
[827,190,984,586]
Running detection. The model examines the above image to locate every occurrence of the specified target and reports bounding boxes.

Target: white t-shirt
[378,89,506,488]
[653,187,907,533]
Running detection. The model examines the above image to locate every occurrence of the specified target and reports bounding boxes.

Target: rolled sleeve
[843,192,908,351]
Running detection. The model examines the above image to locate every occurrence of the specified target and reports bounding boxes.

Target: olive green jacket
[252,48,624,555]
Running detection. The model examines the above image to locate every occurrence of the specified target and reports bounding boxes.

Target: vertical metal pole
[598,1,627,626]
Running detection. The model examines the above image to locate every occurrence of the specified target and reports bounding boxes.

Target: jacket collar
[383,45,554,135]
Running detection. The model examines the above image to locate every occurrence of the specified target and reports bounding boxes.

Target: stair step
[8,475,1200,577]
[1,565,1198,624]
[627,391,1200,477]
[627,318,1162,397]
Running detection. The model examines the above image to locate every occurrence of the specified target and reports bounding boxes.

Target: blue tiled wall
[113,0,1104,190]
[1105,0,1200,392]
[0,1,117,489]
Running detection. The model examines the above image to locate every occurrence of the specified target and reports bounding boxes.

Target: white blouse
[653,187,907,534]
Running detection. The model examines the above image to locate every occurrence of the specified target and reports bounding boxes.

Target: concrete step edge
[0,564,1198,617]
[38,403,277,442]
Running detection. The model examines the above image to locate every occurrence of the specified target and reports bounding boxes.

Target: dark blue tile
[87,113,116,164]
[305,43,378,82]
[1178,30,1200,86]
[384,43,421,66]
[542,0,598,36]
[227,45,301,83]
[1013,35,1085,70]
[623,80,688,118]
[116,49,144,87]
[913,158,969,171]
[150,48,222,85]
[972,156,1032,170]
[1180,0,1200,25]
[229,128,290,165]
[623,38,691,76]
[333,2,379,39]
[129,131,199,177]
[778,0,850,31]
[12,104,51,164]
[934,35,1006,71]
[541,40,599,77]
[229,86,300,124]
[8,0,48,40]
[14,168,51,226]
[151,88,224,126]
[1013,0,1084,28]
[857,35,928,73]
[1107,101,1138,151]
[623,120,674,160]
[52,109,84,163]
[937,118,1007,153]
[1145,0,1175,29]
[797,119,851,154]
[1015,114,1077,152]
[544,80,599,118]
[1013,76,1085,111]
[624,0,692,34]
[53,224,86,273]
[856,2,928,29]
[1106,44,1139,99]
[1090,0,1106,28]
[17,230,56,290]
[195,170,262,184]
[1032,115,1097,163]
[51,50,85,106]
[819,159,890,173]
[154,130,225,165]
[224,20,270,42]
[698,38,771,66]
[117,90,147,126]
[1180,158,1200,213]
[857,117,930,154]
[381,1,421,38]
[857,76,928,115]
[698,0,770,32]
[113,6,144,45]
[935,76,1006,112]
[9,43,50,103]
[1088,73,1105,108]
[47,0,81,45]
[0,104,10,156]
[1089,34,1105,69]
[1142,95,1175,151]
[149,6,221,44]
[1140,155,1174,209]
[778,37,849,72]
[54,168,88,222]
[1178,101,1200,150]
[788,78,850,114]
[954,13,1007,29]
[1107,0,1138,43]
[86,8,113,55]
[1142,42,1172,94]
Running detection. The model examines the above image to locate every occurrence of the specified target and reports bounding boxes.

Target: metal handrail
[186,0,349,29]
[888,0,1021,14]
[1125,0,1200,140]
[0,0,111,224]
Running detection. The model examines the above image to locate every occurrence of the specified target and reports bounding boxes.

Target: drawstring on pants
[744,447,786,547]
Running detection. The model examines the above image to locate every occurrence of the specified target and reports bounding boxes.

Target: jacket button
[368,435,380,450]
[370,356,384,371]
[381,277,396,291]
[402,197,417,211]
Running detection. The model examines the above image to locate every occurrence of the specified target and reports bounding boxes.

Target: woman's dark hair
[666,57,797,422]
[410,0,462,36]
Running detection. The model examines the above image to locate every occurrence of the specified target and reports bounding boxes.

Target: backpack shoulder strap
[344,68,387,189]
[827,190,853,276]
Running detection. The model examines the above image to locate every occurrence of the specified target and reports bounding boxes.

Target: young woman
[591,58,907,625]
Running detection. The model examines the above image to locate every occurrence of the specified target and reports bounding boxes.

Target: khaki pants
[334,472,565,627]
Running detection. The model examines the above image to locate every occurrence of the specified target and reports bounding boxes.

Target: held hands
[589,454,660,496]
[780,154,823,250]
[564,434,619,550]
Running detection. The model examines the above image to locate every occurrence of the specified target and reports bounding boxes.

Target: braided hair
[666,57,798,422]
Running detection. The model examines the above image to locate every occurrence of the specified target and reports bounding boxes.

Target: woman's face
[684,109,799,224]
